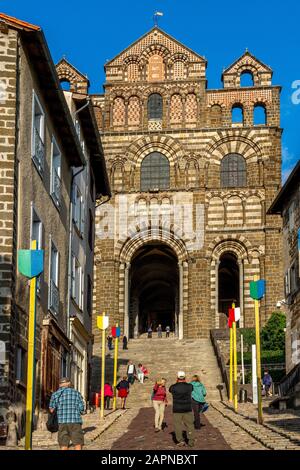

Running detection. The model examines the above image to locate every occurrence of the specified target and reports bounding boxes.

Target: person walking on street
[127,360,137,385]
[166,326,170,338]
[147,326,152,338]
[169,371,195,447]
[49,377,85,450]
[263,370,273,397]
[116,376,130,409]
[152,378,168,432]
[190,375,206,430]
[104,382,114,410]
[157,324,163,338]
[122,335,128,350]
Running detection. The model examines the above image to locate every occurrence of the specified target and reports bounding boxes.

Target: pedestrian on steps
[157,324,163,338]
[107,335,113,351]
[152,378,168,432]
[127,360,137,385]
[122,335,128,350]
[116,376,130,409]
[169,371,195,447]
[166,326,170,338]
[190,375,207,429]
[104,382,114,410]
[147,326,152,338]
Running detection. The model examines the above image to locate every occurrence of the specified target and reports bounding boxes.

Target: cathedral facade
[87,28,282,340]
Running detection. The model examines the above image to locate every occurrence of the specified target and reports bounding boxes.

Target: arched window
[253,104,267,125]
[148,93,163,120]
[141,152,170,191]
[60,80,71,91]
[221,153,246,188]
[232,104,244,124]
[240,71,254,87]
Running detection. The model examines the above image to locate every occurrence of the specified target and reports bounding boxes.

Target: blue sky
[2,0,299,181]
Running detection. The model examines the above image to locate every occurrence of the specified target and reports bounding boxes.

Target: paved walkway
[89,404,268,450]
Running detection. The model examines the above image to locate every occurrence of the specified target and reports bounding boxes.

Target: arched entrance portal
[129,244,179,338]
[218,252,240,315]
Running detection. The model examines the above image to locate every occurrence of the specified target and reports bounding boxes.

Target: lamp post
[18,241,44,450]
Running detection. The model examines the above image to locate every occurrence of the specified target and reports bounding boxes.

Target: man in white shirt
[126,360,137,385]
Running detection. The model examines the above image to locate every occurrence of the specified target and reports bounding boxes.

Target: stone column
[239,259,244,327]
[178,261,184,340]
[124,262,131,339]
[215,260,220,328]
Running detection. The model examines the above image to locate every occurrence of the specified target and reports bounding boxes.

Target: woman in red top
[152,378,168,432]
[103,382,113,410]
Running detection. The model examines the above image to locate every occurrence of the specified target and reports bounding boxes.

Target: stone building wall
[0,25,19,412]
[91,28,283,350]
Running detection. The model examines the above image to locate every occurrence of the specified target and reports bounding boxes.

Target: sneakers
[176,441,185,447]
[155,428,160,433]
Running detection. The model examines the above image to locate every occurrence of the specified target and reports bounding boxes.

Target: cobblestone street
[87,405,267,450]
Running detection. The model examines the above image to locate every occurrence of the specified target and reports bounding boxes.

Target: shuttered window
[147,93,163,120]
[221,153,246,188]
[141,152,170,191]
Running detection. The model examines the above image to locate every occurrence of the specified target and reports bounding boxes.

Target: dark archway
[218,252,240,315]
[129,243,179,337]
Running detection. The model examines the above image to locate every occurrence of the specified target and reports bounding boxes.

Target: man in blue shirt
[49,377,85,450]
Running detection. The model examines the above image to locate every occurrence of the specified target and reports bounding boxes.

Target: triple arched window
[148,93,163,120]
[140,152,170,191]
[221,153,246,188]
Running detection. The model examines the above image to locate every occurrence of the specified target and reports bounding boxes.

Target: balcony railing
[33,128,45,174]
[51,168,61,207]
[49,279,59,315]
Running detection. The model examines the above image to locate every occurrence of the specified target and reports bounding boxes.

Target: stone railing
[210,328,230,398]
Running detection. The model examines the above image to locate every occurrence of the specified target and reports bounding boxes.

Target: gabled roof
[0,12,85,167]
[0,12,40,31]
[223,51,272,75]
[56,57,90,84]
[105,26,206,67]
[268,159,300,214]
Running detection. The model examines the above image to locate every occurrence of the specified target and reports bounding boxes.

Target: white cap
[177,371,185,379]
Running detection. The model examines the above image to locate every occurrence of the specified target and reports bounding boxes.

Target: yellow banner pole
[229,327,233,402]
[254,276,263,424]
[25,240,37,450]
[100,312,106,419]
[233,320,238,412]
[113,323,119,411]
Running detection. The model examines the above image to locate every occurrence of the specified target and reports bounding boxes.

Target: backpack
[46,389,66,433]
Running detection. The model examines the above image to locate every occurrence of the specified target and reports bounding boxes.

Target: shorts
[58,423,84,447]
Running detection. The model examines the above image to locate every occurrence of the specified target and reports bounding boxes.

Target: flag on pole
[97,315,109,330]
[155,11,163,16]
[228,307,240,327]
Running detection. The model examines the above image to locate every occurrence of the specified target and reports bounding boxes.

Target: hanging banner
[97,315,109,330]
[18,249,44,279]
[111,326,121,338]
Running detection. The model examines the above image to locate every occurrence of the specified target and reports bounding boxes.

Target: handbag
[46,389,66,433]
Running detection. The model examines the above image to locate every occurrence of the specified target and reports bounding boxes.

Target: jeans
[153,400,166,429]
[128,374,135,385]
[192,399,204,429]
[105,396,111,409]
[173,412,195,444]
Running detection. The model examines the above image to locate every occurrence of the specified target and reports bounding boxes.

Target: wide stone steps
[93,338,224,406]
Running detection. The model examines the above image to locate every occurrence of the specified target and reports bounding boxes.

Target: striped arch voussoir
[126,135,184,167]
[207,234,252,261]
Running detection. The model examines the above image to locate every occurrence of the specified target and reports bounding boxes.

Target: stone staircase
[94,337,225,407]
